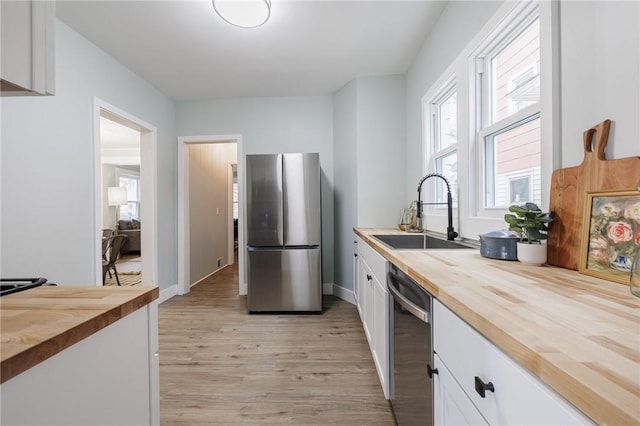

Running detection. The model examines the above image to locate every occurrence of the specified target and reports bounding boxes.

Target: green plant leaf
[504,202,553,243]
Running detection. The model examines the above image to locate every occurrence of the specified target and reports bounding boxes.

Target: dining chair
[102,234,128,286]
[102,229,114,239]
[102,237,112,279]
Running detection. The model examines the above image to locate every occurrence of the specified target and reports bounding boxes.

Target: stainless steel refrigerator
[246,153,322,313]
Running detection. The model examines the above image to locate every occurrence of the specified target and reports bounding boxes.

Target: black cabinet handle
[474,376,495,398]
[427,364,438,378]
[366,274,372,281]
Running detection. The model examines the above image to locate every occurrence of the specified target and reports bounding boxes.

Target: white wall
[0,20,176,288]
[559,1,640,163]
[356,75,406,227]
[188,143,236,284]
[333,80,358,294]
[332,75,406,293]
[176,96,335,285]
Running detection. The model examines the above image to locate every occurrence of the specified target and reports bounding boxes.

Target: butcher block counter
[0,285,159,384]
[355,227,640,426]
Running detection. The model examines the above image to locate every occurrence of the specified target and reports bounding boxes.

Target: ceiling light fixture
[212,0,271,28]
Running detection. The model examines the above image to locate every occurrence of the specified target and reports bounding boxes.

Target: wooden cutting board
[547,119,640,270]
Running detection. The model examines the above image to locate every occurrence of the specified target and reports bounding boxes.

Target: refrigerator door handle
[282,153,287,245]
[276,154,284,245]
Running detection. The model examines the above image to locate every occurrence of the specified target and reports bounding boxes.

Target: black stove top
[0,278,53,297]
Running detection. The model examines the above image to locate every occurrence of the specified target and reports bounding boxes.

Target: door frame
[228,162,238,265]
[177,135,244,296]
[92,97,159,288]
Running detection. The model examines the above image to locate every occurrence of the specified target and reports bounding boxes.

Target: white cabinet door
[357,258,373,341]
[353,232,390,399]
[0,0,55,95]
[363,263,375,343]
[353,238,360,306]
[433,354,489,426]
[373,274,389,398]
[148,301,160,425]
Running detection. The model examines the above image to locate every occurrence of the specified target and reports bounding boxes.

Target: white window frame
[232,181,239,219]
[507,61,540,115]
[478,107,541,211]
[425,77,458,211]
[507,172,533,204]
[420,0,559,240]
[474,4,541,217]
[422,74,459,234]
[115,167,141,220]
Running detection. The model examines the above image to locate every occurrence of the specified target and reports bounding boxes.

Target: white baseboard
[158,284,177,304]
[191,270,217,288]
[331,284,356,305]
[159,282,356,306]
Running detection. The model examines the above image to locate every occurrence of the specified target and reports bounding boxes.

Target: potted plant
[504,202,554,265]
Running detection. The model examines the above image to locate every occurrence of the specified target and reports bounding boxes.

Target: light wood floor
[158,260,395,425]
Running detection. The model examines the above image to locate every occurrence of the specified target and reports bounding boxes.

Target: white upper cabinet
[1,0,55,96]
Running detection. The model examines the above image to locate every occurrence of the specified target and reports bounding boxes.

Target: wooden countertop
[355,228,640,426]
[0,285,159,384]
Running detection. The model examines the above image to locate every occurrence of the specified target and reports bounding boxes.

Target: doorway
[93,98,158,288]
[177,135,243,296]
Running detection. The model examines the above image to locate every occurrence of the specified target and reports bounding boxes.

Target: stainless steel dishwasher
[387,265,434,426]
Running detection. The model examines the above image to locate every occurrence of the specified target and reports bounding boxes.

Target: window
[477,9,541,212]
[509,174,532,204]
[426,82,457,207]
[116,169,140,220]
[507,63,539,115]
[232,182,238,219]
[420,1,553,239]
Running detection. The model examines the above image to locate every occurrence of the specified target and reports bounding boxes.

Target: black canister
[479,230,520,260]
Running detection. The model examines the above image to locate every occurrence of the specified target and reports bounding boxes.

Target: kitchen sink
[372,234,472,250]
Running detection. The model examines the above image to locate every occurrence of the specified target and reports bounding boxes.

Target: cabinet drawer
[356,235,387,282]
[433,300,593,426]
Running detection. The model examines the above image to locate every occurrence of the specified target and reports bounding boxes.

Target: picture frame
[579,189,640,284]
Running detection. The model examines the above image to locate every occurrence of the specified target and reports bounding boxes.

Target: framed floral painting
[579,189,640,284]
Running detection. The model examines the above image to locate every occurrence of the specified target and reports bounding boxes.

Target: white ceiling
[100,116,141,149]
[100,115,141,165]
[56,0,447,102]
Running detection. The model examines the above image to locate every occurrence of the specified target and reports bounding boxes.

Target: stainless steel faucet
[416,173,458,240]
